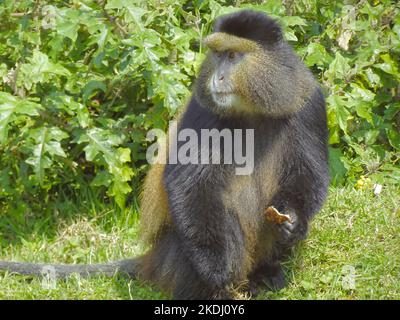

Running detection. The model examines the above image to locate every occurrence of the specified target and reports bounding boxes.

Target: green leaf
[281,16,307,27]
[77,128,134,208]
[350,83,375,102]
[355,102,373,123]
[116,147,131,163]
[374,63,398,76]
[0,63,7,80]
[0,95,19,142]
[325,52,351,81]
[125,5,146,30]
[328,147,347,186]
[327,95,350,134]
[284,29,298,42]
[82,80,107,102]
[364,130,379,145]
[250,1,285,15]
[19,50,70,90]
[364,68,380,86]
[76,104,91,128]
[91,171,112,187]
[57,22,79,42]
[373,54,400,78]
[305,43,332,67]
[110,180,132,209]
[0,167,12,195]
[105,0,127,9]
[25,127,68,184]
[386,128,400,150]
[0,92,41,143]
[78,128,123,161]
[384,103,400,120]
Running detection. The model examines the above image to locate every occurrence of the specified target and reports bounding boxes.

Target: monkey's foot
[173,284,234,300]
[213,288,235,300]
[247,263,286,297]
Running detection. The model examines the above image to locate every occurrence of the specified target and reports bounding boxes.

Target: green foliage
[0,0,399,210]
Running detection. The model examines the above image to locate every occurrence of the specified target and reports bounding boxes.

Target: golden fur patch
[204,32,261,53]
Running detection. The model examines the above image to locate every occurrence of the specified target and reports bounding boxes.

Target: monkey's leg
[172,261,234,300]
[164,165,246,297]
[139,228,234,300]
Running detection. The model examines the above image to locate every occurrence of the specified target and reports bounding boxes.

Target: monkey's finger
[281,220,296,231]
[276,221,296,243]
[280,228,292,238]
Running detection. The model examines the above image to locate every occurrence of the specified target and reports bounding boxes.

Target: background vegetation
[1,0,399,210]
[0,0,399,299]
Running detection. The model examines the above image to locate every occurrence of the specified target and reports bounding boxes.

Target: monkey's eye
[228,51,236,60]
[215,50,223,58]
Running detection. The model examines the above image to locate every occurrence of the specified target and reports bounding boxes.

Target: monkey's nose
[218,74,224,81]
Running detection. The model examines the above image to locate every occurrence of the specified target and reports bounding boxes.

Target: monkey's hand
[273,208,307,247]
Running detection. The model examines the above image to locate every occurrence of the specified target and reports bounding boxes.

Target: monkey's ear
[213,9,283,46]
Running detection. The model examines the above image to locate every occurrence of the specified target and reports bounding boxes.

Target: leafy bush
[0,0,399,211]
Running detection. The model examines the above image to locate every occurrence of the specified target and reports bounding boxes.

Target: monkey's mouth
[213,91,233,97]
[211,92,236,107]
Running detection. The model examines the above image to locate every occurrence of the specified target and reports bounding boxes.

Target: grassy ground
[0,185,399,299]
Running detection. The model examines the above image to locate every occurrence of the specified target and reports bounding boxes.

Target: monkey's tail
[0,258,138,279]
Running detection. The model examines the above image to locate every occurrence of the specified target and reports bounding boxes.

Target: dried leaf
[265,206,292,224]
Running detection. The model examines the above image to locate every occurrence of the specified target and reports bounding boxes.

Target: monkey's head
[195,10,316,117]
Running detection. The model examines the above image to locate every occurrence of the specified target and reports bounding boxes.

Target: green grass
[0,185,399,299]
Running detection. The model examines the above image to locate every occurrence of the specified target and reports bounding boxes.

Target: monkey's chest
[220,160,281,268]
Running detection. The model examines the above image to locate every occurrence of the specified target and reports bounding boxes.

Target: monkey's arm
[271,96,329,247]
[0,258,138,278]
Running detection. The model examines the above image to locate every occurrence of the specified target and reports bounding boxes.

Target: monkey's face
[207,49,245,109]
[195,32,259,114]
[195,30,316,117]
